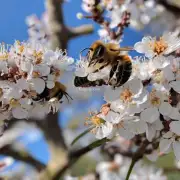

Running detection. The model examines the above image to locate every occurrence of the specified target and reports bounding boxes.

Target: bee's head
[86,41,107,73]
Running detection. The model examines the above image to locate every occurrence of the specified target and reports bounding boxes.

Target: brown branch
[0,145,46,171]
[68,24,94,39]
[36,113,68,180]
[156,0,180,14]
[52,138,109,180]
[46,0,94,50]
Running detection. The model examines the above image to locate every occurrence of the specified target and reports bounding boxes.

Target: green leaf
[71,126,94,146]
[88,137,109,150]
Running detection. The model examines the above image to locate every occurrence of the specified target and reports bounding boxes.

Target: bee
[32,82,73,102]
[74,40,133,88]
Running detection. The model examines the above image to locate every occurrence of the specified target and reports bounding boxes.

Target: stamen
[120,88,133,103]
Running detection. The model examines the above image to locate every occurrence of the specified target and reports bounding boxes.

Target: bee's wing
[119,47,134,51]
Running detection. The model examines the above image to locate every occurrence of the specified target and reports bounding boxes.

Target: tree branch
[0,145,46,171]
[52,138,109,180]
[46,0,94,50]
[68,24,94,39]
[36,113,68,180]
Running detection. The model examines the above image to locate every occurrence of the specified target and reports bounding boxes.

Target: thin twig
[0,145,46,171]
[52,138,109,180]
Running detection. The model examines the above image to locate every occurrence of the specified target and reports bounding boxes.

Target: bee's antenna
[80,48,93,59]
[63,91,73,103]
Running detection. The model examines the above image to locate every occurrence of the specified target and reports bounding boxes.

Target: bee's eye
[92,45,104,58]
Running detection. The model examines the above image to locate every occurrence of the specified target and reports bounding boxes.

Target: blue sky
[0,0,143,171]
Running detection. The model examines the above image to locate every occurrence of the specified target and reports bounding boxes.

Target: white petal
[133,89,149,104]
[105,111,121,124]
[114,154,123,165]
[96,162,110,173]
[170,121,180,135]
[128,78,143,97]
[163,131,174,138]
[16,78,29,90]
[12,107,28,119]
[128,119,146,134]
[95,128,105,139]
[20,60,33,72]
[159,102,173,116]
[118,128,135,139]
[30,78,45,94]
[146,150,159,162]
[163,65,175,81]
[134,42,145,53]
[33,64,50,76]
[153,119,163,130]
[169,108,180,120]
[146,124,156,142]
[141,107,159,123]
[104,86,122,102]
[44,50,55,62]
[159,138,172,153]
[170,81,180,93]
[173,141,180,161]
[46,81,55,89]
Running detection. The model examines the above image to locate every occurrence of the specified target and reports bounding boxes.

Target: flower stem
[125,157,138,180]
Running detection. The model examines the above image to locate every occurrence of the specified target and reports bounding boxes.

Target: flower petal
[159,102,173,116]
[141,107,159,123]
[169,108,180,120]
[159,138,172,153]
[30,78,45,94]
[128,78,143,97]
[105,111,121,124]
[170,81,180,93]
[146,150,159,162]
[128,119,146,134]
[104,86,122,102]
[170,121,180,135]
[134,42,145,53]
[153,119,163,131]
[146,124,156,142]
[12,107,28,119]
[118,128,135,139]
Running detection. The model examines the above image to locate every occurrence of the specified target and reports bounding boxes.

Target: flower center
[33,50,43,64]
[120,88,133,103]
[150,90,161,106]
[19,45,24,53]
[91,116,105,126]
[0,52,8,60]
[32,71,41,78]
[10,99,20,107]
[101,103,110,116]
[150,37,168,55]
[152,70,163,84]
[108,162,119,172]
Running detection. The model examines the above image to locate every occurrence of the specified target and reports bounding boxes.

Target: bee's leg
[61,91,73,103]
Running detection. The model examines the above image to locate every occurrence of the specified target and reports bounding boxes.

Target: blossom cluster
[79,0,180,39]
[26,13,51,48]
[75,31,180,162]
[0,41,73,123]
